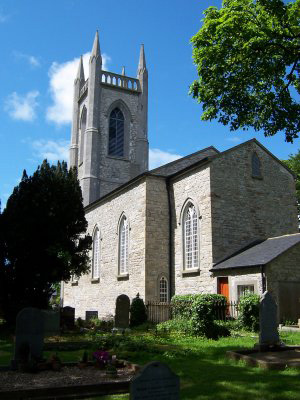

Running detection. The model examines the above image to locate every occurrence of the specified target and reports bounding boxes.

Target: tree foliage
[283,149,300,224]
[0,161,91,323]
[190,0,300,142]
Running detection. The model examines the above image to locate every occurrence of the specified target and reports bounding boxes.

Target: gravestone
[115,294,130,328]
[42,310,60,336]
[86,311,98,321]
[60,306,75,329]
[130,361,180,400]
[12,307,44,368]
[259,291,280,350]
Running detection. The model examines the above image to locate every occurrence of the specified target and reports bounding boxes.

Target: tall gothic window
[159,277,168,302]
[252,152,262,178]
[92,228,100,279]
[108,108,124,157]
[79,107,87,164]
[119,216,129,274]
[183,203,199,270]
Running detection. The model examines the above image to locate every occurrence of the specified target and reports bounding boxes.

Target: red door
[218,277,229,302]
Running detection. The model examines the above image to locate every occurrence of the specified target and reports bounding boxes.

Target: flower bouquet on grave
[93,350,110,369]
[49,353,62,371]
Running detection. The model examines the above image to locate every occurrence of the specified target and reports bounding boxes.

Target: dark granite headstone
[86,311,98,321]
[60,306,75,329]
[130,361,180,400]
[259,291,280,349]
[42,310,60,336]
[12,307,44,368]
[115,294,130,328]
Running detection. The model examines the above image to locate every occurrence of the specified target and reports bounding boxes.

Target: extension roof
[212,233,300,271]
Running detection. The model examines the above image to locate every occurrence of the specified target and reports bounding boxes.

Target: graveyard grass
[1,329,300,399]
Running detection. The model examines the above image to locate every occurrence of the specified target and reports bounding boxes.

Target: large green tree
[283,150,300,225]
[190,0,300,142]
[0,161,91,324]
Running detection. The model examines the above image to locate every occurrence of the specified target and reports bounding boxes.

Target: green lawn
[1,330,300,400]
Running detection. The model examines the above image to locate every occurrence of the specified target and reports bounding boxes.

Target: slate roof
[212,233,300,271]
[149,146,219,177]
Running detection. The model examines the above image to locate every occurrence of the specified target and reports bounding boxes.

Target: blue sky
[0,0,299,207]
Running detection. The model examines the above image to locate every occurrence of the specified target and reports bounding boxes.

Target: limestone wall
[210,141,298,263]
[144,177,170,300]
[63,178,147,319]
[170,164,214,295]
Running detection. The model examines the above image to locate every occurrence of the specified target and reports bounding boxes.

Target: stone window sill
[252,175,263,180]
[182,268,200,277]
[71,281,78,286]
[91,277,100,283]
[117,273,129,281]
[107,155,129,162]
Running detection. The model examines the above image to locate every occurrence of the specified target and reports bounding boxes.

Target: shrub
[238,294,260,332]
[130,293,147,327]
[170,294,229,339]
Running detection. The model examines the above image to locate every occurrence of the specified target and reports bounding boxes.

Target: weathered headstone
[259,291,280,350]
[60,306,75,330]
[130,361,180,400]
[42,310,60,336]
[12,307,44,368]
[115,294,130,328]
[86,310,98,321]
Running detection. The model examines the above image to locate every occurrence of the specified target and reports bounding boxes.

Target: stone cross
[12,307,44,369]
[130,361,180,400]
[259,291,280,349]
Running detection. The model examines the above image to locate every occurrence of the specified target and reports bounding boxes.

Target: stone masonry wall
[144,177,170,301]
[63,178,147,319]
[266,241,300,320]
[170,164,214,295]
[210,141,298,264]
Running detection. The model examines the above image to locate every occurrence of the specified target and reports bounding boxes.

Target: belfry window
[108,108,124,157]
[79,107,87,164]
[159,277,168,302]
[183,203,199,270]
[92,228,100,279]
[252,152,262,178]
[119,216,129,274]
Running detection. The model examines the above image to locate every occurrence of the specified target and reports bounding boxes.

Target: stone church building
[62,33,300,322]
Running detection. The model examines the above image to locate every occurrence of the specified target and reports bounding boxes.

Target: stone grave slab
[259,291,280,349]
[86,311,98,321]
[115,295,130,329]
[130,361,180,400]
[42,310,60,336]
[60,306,75,329]
[12,307,44,368]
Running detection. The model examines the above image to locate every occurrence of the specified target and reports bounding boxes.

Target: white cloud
[5,90,39,121]
[32,139,69,163]
[13,51,40,68]
[226,136,241,143]
[149,148,182,169]
[0,12,9,23]
[46,52,110,125]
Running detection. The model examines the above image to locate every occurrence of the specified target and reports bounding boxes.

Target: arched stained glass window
[252,152,262,177]
[183,203,199,270]
[92,228,100,279]
[119,216,129,274]
[159,277,168,303]
[108,108,124,157]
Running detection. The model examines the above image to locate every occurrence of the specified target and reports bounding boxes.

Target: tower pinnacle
[90,30,101,62]
[76,55,85,83]
[137,44,147,75]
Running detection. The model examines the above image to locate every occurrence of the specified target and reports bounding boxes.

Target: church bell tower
[69,32,149,206]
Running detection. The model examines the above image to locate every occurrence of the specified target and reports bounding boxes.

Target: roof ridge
[149,145,219,174]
